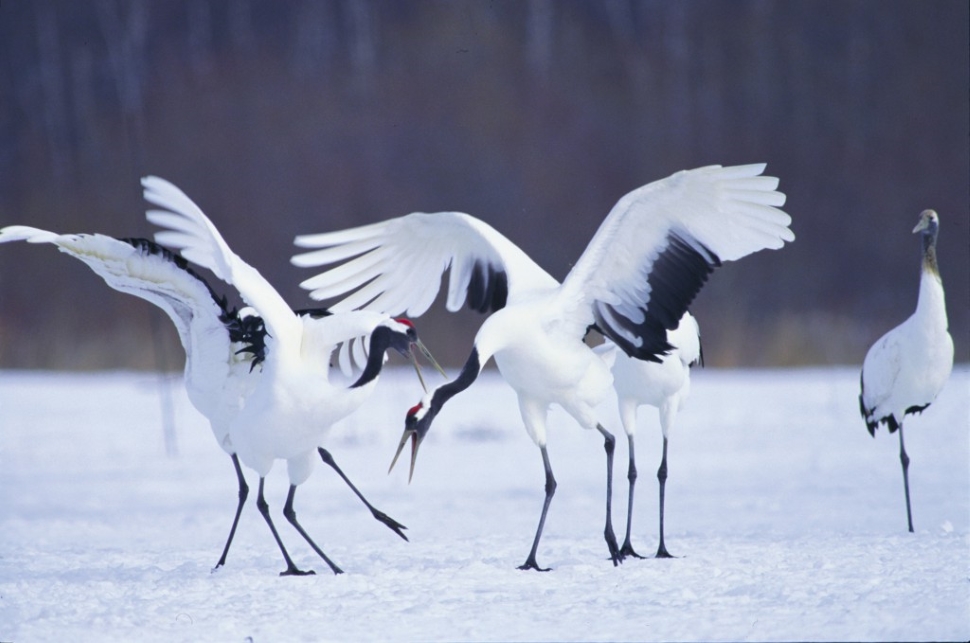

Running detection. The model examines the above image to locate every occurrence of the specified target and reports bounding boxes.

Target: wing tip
[0,225,59,244]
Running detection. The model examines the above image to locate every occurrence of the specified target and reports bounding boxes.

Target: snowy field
[0,366,967,642]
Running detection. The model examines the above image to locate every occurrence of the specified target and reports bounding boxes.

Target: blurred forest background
[0,0,967,370]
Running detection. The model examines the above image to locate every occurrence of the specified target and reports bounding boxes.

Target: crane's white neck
[915,267,948,327]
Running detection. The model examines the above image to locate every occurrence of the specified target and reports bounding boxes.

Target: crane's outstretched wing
[292,211,559,317]
[0,226,263,408]
[142,177,300,343]
[558,164,793,361]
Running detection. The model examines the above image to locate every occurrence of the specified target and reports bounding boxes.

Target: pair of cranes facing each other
[6,164,786,575]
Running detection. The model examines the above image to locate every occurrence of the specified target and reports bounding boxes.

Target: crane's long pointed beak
[388,428,421,483]
[407,339,447,393]
[408,352,428,393]
[416,339,448,379]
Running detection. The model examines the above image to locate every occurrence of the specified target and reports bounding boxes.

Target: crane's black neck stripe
[920,218,939,251]
[467,261,508,314]
[351,325,404,388]
[594,231,719,363]
[431,347,481,415]
[921,223,941,276]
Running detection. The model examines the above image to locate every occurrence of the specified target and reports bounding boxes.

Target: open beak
[407,352,428,393]
[407,339,448,393]
[388,428,422,483]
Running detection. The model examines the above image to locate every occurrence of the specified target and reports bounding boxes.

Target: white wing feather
[557,164,793,358]
[292,211,558,317]
[0,226,243,419]
[142,176,300,343]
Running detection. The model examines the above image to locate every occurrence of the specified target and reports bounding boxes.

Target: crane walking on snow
[596,311,701,559]
[0,177,444,575]
[859,209,953,533]
[292,163,794,570]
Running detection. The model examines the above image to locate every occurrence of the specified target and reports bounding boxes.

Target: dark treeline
[0,0,967,369]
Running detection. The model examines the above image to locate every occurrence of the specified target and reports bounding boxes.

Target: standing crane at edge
[859,209,953,533]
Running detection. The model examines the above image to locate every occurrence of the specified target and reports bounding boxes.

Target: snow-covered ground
[0,366,967,642]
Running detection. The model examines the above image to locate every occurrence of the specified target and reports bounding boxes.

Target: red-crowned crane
[859,209,953,533]
[0,177,444,575]
[596,311,701,559]
[292,163,794,570]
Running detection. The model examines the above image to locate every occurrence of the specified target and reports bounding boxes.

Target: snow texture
[1,367,967,642]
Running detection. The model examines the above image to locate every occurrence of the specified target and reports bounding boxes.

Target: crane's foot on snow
[280,566,316,577]
[655,543,675,559]
[619,540,646,560]
[517,556,552,572]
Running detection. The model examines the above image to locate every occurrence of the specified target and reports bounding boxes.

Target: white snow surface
[1,366,967,642]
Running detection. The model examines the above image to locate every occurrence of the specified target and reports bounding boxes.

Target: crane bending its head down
[294,163,794,570]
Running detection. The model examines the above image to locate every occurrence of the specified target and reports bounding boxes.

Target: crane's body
[0,177,442,575]
[860,209,953,532]
[479,297,614,444]
[598,311,701,559]
[293,163,794,570]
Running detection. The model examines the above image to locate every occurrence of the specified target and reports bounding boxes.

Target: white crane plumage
[0,177,444,576]
[859,209,953,533]
[596,310,701,559]
[293,163,794,570]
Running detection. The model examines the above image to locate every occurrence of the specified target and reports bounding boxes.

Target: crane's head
[356,318,446,392]
[912,209,939,235]
[388,319,446,392]
[389,346,482,483]
[389,397,436,483]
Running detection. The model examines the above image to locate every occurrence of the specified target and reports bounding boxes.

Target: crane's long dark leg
[518,446,557,572]
[619,434,645,560]
[317,448,408,541]
[597,424,622,566]
[656,436,674,558]
[282,484,344,575]
[212,453,249,572]
[255,478,314,576]
[898,425,914,533]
